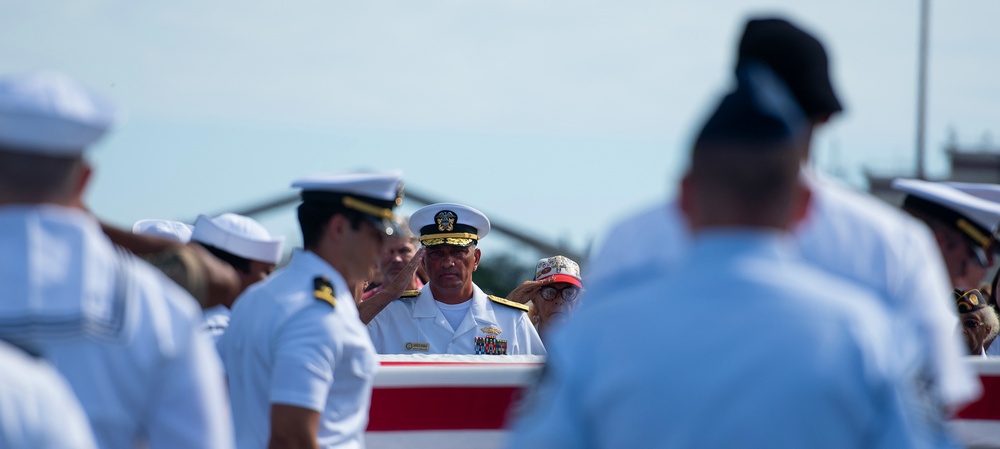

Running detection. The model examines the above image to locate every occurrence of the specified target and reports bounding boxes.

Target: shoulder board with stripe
[400,290,421,299]
[313,276,337,308]
[488,295,529,312]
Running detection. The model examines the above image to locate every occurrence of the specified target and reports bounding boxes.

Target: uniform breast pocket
[349,346,376,380]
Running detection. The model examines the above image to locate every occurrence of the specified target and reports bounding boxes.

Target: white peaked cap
[893,178,1000,233]
[132,219,194,243]
[0,72,119,154]
[191,213,285,264]
[946,182,1000,204]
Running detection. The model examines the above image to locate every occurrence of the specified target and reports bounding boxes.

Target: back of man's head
[684,63,809,230]
[737,17,842,122]
[0,72,117,205]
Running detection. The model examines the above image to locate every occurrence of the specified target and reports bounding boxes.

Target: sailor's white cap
[945,182,1000,204]
[292,171,404,236]
[893,178,1000,258]
[132,219,194,243]
[0,72,118,155]
[410,203,490,247]
[190,213,285,264]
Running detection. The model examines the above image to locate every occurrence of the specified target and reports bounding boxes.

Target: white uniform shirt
[219,249,376,449]
[202,304,231,345]
[586,170,979,409]
[367,283,546,355]
[508,231,930,449]
[0,206,234,449]
[0,340,97,449]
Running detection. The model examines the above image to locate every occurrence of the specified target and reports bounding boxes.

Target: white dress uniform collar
[0,205,116,321]
[411,283,499,334]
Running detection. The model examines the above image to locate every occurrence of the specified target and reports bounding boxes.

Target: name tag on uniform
[404,342,430,352]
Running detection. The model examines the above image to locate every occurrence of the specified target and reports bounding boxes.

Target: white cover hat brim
[892,178,1000,231]
[0,72,119,155]
[191,213,285,264]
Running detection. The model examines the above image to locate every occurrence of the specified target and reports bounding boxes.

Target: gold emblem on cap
[395,182,405,207]
[481,326,502,336]
[435,210,457,232]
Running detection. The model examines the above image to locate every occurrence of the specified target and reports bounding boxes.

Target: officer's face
[938,229,986,290]
[378,237,417,281]
[422,244,480,291]
[343,220,387,286]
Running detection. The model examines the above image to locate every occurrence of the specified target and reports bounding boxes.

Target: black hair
[201,244,252,274]
[297,201,366,249]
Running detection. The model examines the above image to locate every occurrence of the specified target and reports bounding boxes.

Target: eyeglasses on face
[540,286,580,302]
[963,319,984,331]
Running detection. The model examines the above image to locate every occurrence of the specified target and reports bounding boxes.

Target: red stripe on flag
[955,375,1000,420]
[379,361,541,367]
[367,386,522,431]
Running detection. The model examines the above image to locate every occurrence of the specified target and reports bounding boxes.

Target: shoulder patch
[488,294,529,312]
[400,290,421,299]
[313,276,336,307]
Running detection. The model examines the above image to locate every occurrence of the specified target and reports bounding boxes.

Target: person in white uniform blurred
[0,340,97,449]
[0,72,233,449]
[586,16,978,416]
[507,61,929,449]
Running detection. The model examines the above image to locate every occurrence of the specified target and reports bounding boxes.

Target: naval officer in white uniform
[219,172,403,449]
[0,72,234,449]
[367,203,545,355]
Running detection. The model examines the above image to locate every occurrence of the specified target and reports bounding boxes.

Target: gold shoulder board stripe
[313,277,337,308]
[400,290,421,298]
[488,295,529,312]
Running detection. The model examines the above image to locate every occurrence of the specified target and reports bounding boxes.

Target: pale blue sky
[3,0,998,260]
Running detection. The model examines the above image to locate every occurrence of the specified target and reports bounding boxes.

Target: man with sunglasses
[893,179,1000,291]
[367,203,546,355]
[954,289,999,357]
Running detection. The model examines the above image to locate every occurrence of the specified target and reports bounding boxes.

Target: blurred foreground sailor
[586,16,978,414]
[507,63,926,449]
[367,203,545,355]
[893,179,1000,291]
[0,340,97,449]
[0,72,233,449]
[219,171,402,449]
[191,212,284,342]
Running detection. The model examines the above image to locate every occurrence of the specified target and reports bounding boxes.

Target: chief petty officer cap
[737,17,843,119]
[191,213,285,264]
[410,203,490,247]
[292,171,404,236]
[695,61,808,151]
[0,71,119,155]
[132,219,195,244]
[892,178,1000,266]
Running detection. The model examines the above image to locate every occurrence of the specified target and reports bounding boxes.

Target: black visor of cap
[301,191,400,236]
